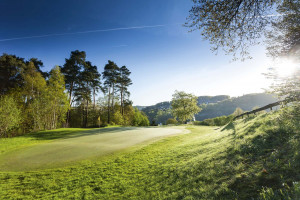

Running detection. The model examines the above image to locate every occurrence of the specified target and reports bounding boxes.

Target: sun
[274,59,299,77]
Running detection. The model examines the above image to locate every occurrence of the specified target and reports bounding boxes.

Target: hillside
[142,93,277,124]
[195,93,277,121]
[0,111,299,199]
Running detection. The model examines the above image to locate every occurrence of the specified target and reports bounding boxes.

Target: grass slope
[0,112,299,199]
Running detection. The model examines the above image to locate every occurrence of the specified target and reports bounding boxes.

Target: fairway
[0,127,185,171]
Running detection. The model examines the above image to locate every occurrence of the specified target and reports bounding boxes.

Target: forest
[0,51,149,137]
[141,93,277,125]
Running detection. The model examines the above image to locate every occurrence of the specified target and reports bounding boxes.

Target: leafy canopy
[171,90,201,123]
[185,0,290,60]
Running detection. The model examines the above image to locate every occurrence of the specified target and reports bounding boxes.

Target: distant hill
[195,93,278,121]
[134,106,147,111]
[142,93,278,124]
[197,95,230,104]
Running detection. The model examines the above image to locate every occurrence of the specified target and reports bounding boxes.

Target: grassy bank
[0,112,299,199]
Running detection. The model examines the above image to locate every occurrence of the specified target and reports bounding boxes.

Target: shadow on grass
[219,115,300,199]
[24,127,141,141]
[221,121,235,132]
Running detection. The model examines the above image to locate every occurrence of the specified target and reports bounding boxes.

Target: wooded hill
[141,93,277,124]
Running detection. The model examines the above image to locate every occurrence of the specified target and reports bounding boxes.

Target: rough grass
[0,112,299,199]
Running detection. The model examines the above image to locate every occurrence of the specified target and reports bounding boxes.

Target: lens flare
[274,59,299,77]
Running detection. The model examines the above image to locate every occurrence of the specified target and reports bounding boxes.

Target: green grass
[0,112,299,199]
[0,128,92,155]
[0,127,183,171]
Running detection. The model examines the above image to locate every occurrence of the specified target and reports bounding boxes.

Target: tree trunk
[107,87,111,124]
[112,83,115,113]
[93,88,96,110]
[66,82,74,127]
[85,99,89,128]
[120,87,124,115]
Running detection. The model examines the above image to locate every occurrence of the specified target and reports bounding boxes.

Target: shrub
[194,115,233,126]
[132,109,150,126]
[166,118,178,125]
[0,95,21,137]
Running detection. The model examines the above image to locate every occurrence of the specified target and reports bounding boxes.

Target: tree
[263,1,300,110]
[26,58,49,78]
[0,54,26,95]
[117,66,132,116]
[132,108,150,126]
[186,0,300,120]
[0,95,21,137]
[46,66,69,129]
[87,62,101,109]
[21,62,47,131]
[61,50,86,126]
[171,91,201,123]
[154,109,172,125]
[233,107,244,116]
[166,118,178,125]
[102,60,120,124]
[74,61,101,127]
[266,0,300,59]
[185,0,289,60]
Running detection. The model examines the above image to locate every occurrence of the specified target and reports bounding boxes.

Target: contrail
[0,24,167,42]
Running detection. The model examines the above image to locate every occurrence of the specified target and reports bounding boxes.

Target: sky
[0,0,273,106]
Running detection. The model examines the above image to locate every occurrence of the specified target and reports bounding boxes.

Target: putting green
[0,127,185,171]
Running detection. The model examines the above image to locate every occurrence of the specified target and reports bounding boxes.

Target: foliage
[45,66,69,129]
[266,0,300,59]
[142,93,277,123]
[61,50,102,127]
[0,95,21,137]
[19,64,68,132]
[0,51,137,136]
[154,109,172,125]
[197,95,230,104]
[102,60,120,124]
[232,107,244,116]
[101,61,133,125]
[75,61,101,127]
[0,54,25,95]
[264,66,300,123]
[117,66,132,115]
[166,118,178,125]
[0,55,69,137]
[171,90,201,123]
[112,110,124,125]
[141,101,171,125]
[195,93,277,121]
[194,115,233,126]
[186,0,278,59]
[21,62,48,131]
[132,108,149,126]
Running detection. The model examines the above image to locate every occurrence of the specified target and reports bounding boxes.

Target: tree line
[0,51,149,137]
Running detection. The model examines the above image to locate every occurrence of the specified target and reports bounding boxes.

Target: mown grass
[0,112,299,199]
[0,128,92,155]
[0,127,183,171]
[0,126,129,155]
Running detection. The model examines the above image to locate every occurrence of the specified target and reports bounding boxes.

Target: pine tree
[61,50,86,126]
[117,66,132,116]
[102,60,120,124]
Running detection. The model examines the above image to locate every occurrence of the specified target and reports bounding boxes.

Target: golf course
[1,112,299,199]
[0,127,187,171]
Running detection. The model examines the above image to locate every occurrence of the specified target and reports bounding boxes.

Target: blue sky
[0,0,272,106]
